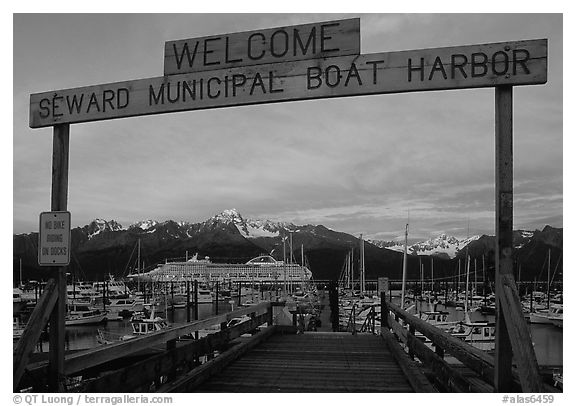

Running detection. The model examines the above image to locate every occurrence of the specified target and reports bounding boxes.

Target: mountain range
[13,209,562,285]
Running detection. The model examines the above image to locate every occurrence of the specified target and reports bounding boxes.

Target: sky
[12,11,564,242]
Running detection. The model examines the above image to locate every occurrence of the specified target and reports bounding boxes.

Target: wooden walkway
[190,332,433,392]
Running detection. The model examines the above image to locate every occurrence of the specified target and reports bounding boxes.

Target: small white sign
[38,211,71,266]
[378,277,389,296]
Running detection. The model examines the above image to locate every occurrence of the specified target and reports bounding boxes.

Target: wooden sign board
[29,39,547,128]
[38,211,71,266]
[164,18,360,75]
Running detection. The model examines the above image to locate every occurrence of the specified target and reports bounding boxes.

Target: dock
[177,332,432,392]
[14,290,560,393]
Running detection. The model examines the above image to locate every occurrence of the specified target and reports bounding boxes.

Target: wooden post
[494,85,541,393]
[351,304,356,335]
[238,281,242,306]
[102,279,107,312]
[215,281,219,315]
[494,85,514,391]
[530,282,534,313]
[408,324,416,360]
[193,280,199,339]
[171,281,174,316]
[48,123,70,391]
[380,292,389,329]
[186,280,190,323]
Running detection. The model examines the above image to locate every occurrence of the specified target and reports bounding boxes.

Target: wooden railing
[16,302,276,392]
[381,297,552,393]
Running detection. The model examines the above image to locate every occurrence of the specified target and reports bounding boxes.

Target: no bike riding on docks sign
[38,211,71,266]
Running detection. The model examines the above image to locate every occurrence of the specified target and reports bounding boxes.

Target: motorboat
[13,316,25,340]
[66,304,107,326]
[529,304,562,325]
[547,304,563,328]
[93,277,132,299]
[197,288,213,304]
[418,310,458,331]
[97,311,169,344]
[447,320,495,351]
[106,297,145,315]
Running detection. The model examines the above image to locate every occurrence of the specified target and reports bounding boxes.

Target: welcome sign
[29,20,547,128]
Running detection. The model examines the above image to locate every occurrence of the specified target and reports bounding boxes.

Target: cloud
[13,14,563,241]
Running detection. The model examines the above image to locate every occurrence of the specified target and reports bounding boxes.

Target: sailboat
[529,249,555,324]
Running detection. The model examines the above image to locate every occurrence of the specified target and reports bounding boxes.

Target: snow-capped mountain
[13,208,562,283]
[129,220,158,231]
[84,219,124,239]
[370,233,481,259]
[205,208,296,238]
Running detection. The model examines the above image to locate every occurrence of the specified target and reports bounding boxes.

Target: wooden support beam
[82,313,269,392]
[387,301,497,387]
[406,332,487,392]
[387,311,487,392]
[13,278,58,390]
[157,325,277,393]
[381,329,437,392]
[499,274,543,392]
[64,302,270,375]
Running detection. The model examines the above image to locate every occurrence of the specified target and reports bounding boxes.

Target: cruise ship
[129,254,312,284]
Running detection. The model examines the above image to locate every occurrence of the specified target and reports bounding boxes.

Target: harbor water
[412,299,563,367]
[31,293,562,368]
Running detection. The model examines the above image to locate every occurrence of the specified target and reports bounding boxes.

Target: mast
[401,223,408,309]
[351,247,354,292]
[431,257,434,295]
[482,254,486,297]
[482,254,487,305]
[289,231,293,265]
[346,251,351,290]
[19,258,23,288]
[474,257,477,297]
[457,259,461,299]
[301,243,305,289]
[137,239,141,293]
[547,248,551,309]
[419,257,423,300]
[464,254,470,317]
[360,234,365,295]
[283,234,287,295]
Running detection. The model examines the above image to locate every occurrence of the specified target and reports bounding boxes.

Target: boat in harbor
[93,276,132,299]
[128,254,312,285]
[529,303,563,325]
[13,316,25,340]
[13,288,26,315]
[97,311,169,344]
[530,309,553,324]
[447,320,496,351]
[67,281,99,303]
[66,304,107,326]
[418,310,458,330]
[197,288,213,304]
[546,304,563,328]
[106,297,145,315]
